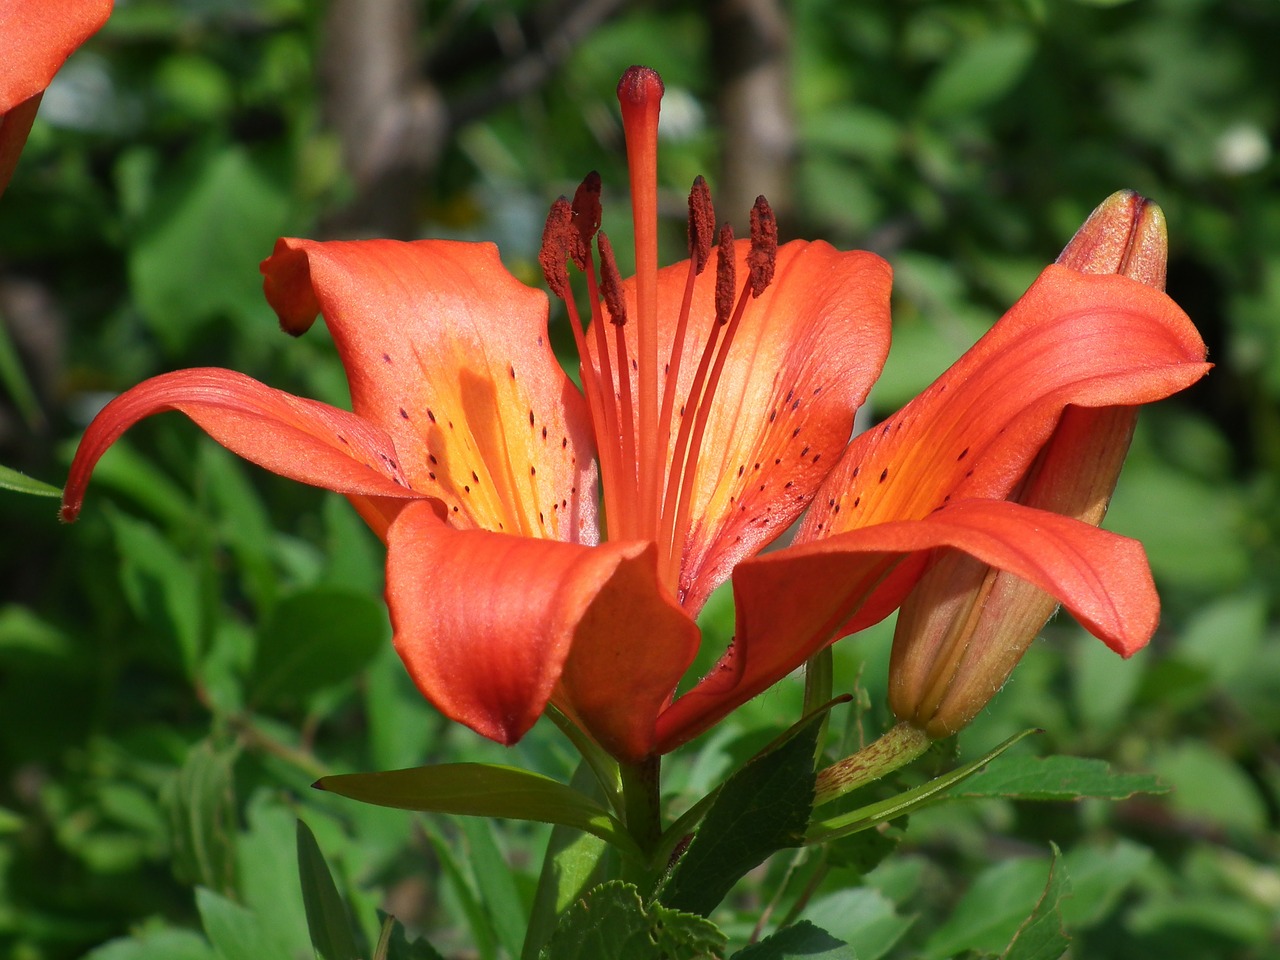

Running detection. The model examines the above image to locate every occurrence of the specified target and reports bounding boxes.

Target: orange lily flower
[0,0,113,198]
[61,67,1208,763]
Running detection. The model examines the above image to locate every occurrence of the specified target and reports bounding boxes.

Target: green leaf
[378,912,446,960]
[730,921,854,959]
[1001,846,1072,960]
[921,28,1037,118]
[0,463,61,498]
[803,887,913,960]
[952,754,1167,802]
[315,763,639,857]
[166,740,238,896]
[524,763,613,960]
[807,730,1037,844]
[538,881,726,960]
[1060,841,1151,927]
[659,715,821,917]
[196,887,293,960]
[250,587,388,707]
[129,143,291,352]
[296,820,361,960]
[918,848,1073,960]
[109,507,203,677]
[462,818,527,960]
[83,925,218,960]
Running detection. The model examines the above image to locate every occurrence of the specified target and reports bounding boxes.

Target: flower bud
[888,192,1168,738]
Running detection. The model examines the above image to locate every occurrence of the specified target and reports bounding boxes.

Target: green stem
[620,755,662,872]
[813,722,931,807]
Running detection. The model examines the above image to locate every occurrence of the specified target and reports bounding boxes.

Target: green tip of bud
[1057,190,1167,291]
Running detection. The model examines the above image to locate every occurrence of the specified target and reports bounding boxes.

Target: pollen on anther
[748,196,778,297]
[571,172,602,269]
[597,232,628,326]
[688,176,715,274]
[715,224,736,324]
[539,197,574,298]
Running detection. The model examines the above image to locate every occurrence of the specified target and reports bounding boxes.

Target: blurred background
[1,0,1277,957]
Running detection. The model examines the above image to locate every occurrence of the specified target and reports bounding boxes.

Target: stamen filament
[598,231,640,537]
[666,276,755,592]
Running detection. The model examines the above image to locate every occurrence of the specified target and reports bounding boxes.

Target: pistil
[617,66,664,532]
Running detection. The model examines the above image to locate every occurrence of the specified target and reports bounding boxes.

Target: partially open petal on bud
[887,191,1205,738]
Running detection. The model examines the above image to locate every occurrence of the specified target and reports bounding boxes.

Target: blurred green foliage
[1,0,1278,957]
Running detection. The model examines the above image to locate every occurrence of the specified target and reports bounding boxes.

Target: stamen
[599,231,639,530]
[714,224,736,325]
[747,195,777,297]
[571,172,602,270]
[655,177,718,532]
[597,231,628,326]
[538,196,574,299]
[688,176,715,275]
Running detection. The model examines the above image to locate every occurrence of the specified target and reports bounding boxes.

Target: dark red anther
[571,171,603,270]
[747,195,777,298]
[597,231,628,326]
[539,196,574,299]
[688,176,715,275]
[714,223,736,325]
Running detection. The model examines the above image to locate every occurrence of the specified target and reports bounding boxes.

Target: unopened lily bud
[888,191,1169,738]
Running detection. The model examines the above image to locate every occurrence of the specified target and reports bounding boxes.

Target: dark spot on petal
[800,446,810,457]
[853,496,860,507]
[508,364,516,378]
[427,409,436,423]
[851,466,860,478]
[529,410,535,426]
[382,353,392,363]
[737,465,745,477]
[769,409,777,423]
[399,408,409,419]
[881,424,891,436]
[530,466,537,476]
[957,447,969,461]
[879,468,888,482]
[812,454,821,464]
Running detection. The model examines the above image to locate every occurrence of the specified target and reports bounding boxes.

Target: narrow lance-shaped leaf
[315,762,641,859]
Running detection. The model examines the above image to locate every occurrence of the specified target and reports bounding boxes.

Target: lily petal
[797,265,1209,541]
[261,238,598,544]
[387,500,699,761]
[656,498,1155,752]
[598,239,892,610]
[61,368,419,525]
[0,0,113,196]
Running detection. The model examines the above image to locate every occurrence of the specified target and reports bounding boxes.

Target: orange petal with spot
[655,498,1155,752]
[0,0,112,196]
[594,239,892,611]
[387,501,699,761]
[261,238,598,543]
[797,264,1210,542]
[62,368,419,530]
